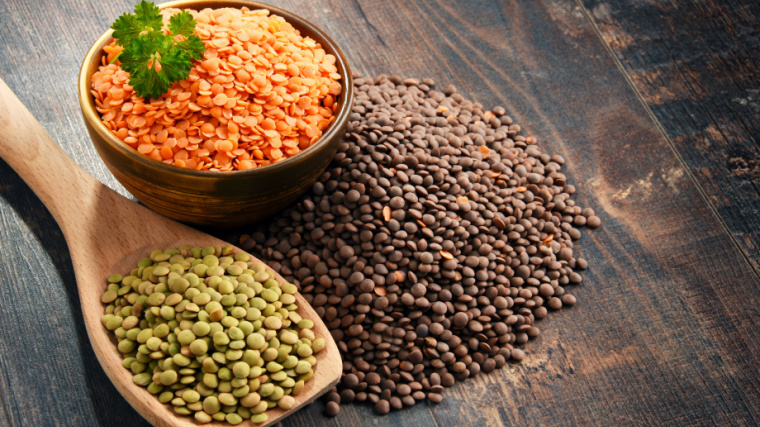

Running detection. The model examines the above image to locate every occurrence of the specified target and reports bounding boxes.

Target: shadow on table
[0,158,150,427]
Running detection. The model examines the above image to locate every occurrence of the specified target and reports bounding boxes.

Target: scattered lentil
[239,72,599,416]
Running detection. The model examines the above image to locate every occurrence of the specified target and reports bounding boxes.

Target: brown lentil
[240,73,600,415]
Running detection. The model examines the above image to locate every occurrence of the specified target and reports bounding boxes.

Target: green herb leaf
[159,46,194,84]
[176,35,205,60]
[168,11,197,38]
[119,33,172,100]
[108,1,205,100]
[111,0,163,45]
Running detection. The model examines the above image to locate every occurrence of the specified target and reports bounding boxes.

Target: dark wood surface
[583,0,760,272]
[0,0,758,426]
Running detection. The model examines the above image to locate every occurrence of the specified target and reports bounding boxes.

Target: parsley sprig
[110,0,205,99]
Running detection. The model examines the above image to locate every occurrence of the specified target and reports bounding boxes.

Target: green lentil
[278,395,296,410]
[190,339,208,355]
[240,392,261,408]
[183,390,201,404]
[226,413,243,425]
[146,337,162,352]
[132,372,152,386]
[202,357,219,373]
[154,324,170,338]
[226,348,244,360]
[282,355,298,369]
[299,370,314,382]
[122,357,136,369]
[263,317,282,330]
[187,402,204,413]
[105,316,123,330]
[203,373,219,389]
[305,355,317,366]
[250,413,268,424]
[297,344,313,358]
[270,371,288,382]
[173,353,191,367]
[292,380,304,396]
[212,352,227,365]
[218,392,237,406]
[231,377,248,388]
[130,361,146,374]
[218,367,233,381]
[218,380,232,393]
[194,411,212,424]
[121,316,138,330]
[246,333,265,351]
[174,406,192,416]
[177,330,195,345]
[312,338,326,354]
[193,292,212,306]
[101,247,321,424]
[232,362,250,378]
[251,400,268,414]
[213,331,230,346]
[195,383,215,398]
[156,391,172,403]
[228,340,245,351]
[233,385,250,398]
[192,321,211,337]
[203,395,221,414]
[137,328,154,344]
[159,370,178,385]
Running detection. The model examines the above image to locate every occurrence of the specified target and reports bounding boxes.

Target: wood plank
[279,399,437,427]
[0,0,147,423]
[0,165,149,426]
[0,0,436,425]
[309,0,760,425]
[1,0,759,426]
[0,396,9,427]
[581,0,760,271]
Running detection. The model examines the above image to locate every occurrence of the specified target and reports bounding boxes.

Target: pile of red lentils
[91,7,342,171]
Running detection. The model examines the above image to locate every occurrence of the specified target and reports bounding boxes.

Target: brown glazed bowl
[78,0,352,227]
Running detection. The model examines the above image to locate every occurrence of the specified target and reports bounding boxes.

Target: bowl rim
[78,0,353,179]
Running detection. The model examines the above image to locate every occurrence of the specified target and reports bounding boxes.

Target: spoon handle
[0,77,104,237]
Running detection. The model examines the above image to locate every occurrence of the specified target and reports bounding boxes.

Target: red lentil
[91,7,342,171]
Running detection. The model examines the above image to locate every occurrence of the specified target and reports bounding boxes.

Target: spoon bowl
[0,77,341,426]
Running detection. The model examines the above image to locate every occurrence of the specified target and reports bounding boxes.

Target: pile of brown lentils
[238,72,600,416]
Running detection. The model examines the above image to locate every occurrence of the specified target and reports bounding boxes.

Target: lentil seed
[92,7,343,171]
[241,73,600,415]
[101,246,322,424]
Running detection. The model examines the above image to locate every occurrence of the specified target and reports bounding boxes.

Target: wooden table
[1,0,758,425]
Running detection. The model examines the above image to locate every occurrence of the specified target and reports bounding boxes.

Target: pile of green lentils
[100,245,325,425]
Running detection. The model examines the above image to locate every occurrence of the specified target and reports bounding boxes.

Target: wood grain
[1,0,760,426]
[0,0,437,424]
[0,77,342,427]
[363,1,760,424]
[581,0,760,271]
[0,162,148,427]
[0,397,9,427]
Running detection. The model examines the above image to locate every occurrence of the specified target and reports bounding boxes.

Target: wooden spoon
[0,77,341,426]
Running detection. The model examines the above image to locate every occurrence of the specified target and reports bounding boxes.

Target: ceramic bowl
[78,0,353,227]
